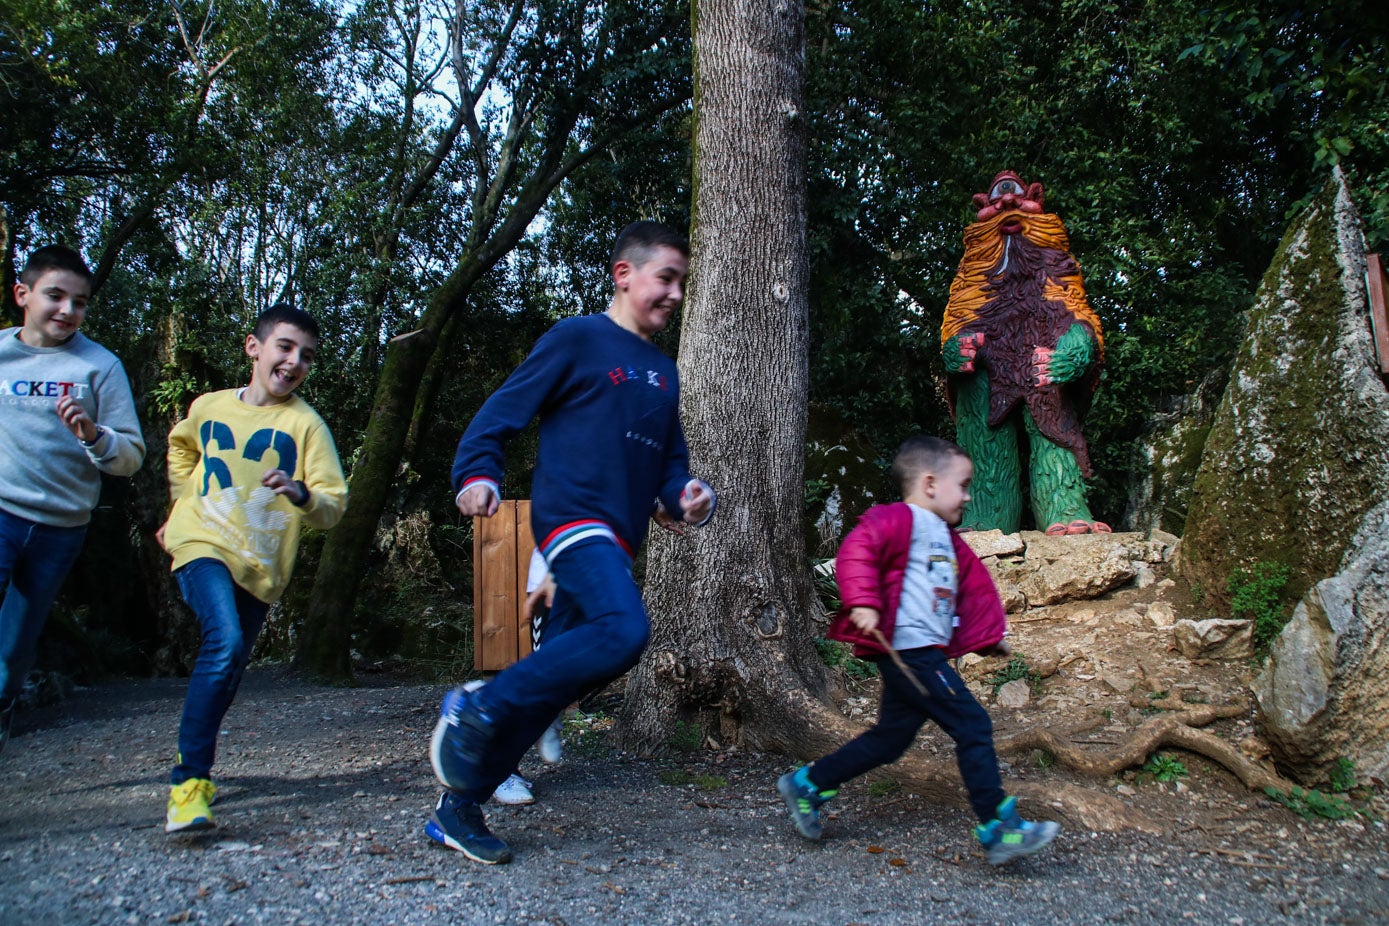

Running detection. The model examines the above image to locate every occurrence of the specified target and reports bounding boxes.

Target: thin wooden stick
[868,629,930,698]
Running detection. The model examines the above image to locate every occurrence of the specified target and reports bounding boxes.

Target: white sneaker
[492,774,535,805]
[538,720,563,764]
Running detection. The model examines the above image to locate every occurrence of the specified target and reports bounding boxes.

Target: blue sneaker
[424,792,512,864]
[430,685,496,793]
[975,796,1060,865]
[777,766,837,840]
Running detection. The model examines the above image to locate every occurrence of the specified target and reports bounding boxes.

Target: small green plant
[1228,561,1292,656]
[1100,707,1113,721]
[149,365,201,418]
[1034,749,1056,770]
[990,654,1038,694]
[867,779,900,797]
[668,719,702,753]
[811,558,841,612]
[1328,758,1358,793]
[1142,753,1188,782]
[564,710,613,758]
[658,769,727,789]
[1264,786,1355,821]
[815,638,879,680]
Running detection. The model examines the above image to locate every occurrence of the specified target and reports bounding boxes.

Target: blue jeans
[462,537,650,802]
[808,646,1007,823]
[172,558,270,785]
[0,508,88,703]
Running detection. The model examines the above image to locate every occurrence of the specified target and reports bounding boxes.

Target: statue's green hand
[1036,323,1096,385]
[944,332,985,373]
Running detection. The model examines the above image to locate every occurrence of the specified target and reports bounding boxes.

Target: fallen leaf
[866,846,885,854]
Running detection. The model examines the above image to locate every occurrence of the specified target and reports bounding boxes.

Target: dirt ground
[2,575,1388,925]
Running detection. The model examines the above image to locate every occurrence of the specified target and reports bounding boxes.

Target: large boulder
[1181,171,1389,610]
[1254,501,1389,785]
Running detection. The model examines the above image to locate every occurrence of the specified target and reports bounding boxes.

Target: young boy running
[778,436,1060,866]
[429,221,715,864]
[158,303,347,832]
[0,246,145,751]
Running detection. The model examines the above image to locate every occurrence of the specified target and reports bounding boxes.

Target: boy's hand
[680,479,713,524]
[56,395,97,443]
[155,522,169,552]
[848,607,881,633]
[522,578,557,624]
[457,483,500,517]
[653,504,686,536]
[262,469,308,505]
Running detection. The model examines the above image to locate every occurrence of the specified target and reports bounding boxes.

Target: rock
[1103,674,1138,694]
[1015,534,1146,605]
[995,579,1027,614]
[961,529,1025,559]
[1255,499,1389,786]
[1145,601,1177,628]
[996,679,1031,709]
[1239,736,1271,760]
[1149,529,1179,555]
[1173,618,1252,659]
[1113,609,1142,627]
[1134,564,1157,588]
[1069,607,1096,624]
[1181,170,1389,612]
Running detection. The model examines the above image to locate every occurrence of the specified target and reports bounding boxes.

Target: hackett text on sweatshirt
[163,389,347,603]
[0,329,145,527]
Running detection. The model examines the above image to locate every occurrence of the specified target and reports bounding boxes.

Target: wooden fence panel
[473,500,537,670]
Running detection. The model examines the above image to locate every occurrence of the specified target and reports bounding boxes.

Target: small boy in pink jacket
[778,435,1060,865]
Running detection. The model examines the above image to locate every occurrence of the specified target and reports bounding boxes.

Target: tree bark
[618,0,826,753]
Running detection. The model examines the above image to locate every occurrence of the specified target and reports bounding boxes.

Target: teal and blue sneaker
[777,766,838,840]
[425,792,512,864]
[975,795,1060,865]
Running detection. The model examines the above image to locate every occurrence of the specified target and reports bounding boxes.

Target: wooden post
[473,500,537,670]
[1367,254,1389,379]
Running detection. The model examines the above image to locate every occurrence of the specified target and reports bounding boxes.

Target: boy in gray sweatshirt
[0,245,145,751]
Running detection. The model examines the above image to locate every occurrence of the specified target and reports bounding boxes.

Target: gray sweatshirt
[0,328,146,527]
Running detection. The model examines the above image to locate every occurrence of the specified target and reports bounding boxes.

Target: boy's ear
[13,281,29,307]
[919,470,937,497]
[612,259,632,290]
[244,333,261,359]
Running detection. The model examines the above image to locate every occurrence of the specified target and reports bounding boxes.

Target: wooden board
[1368,253,1389,377]
[473,500,538,670]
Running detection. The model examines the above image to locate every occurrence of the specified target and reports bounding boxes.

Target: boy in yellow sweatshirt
[158,304,347,832]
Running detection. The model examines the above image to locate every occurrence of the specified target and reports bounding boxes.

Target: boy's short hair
[19,245,92,287]
[610,221,689,271]
[253,302,320,341]
[892,435,968,494]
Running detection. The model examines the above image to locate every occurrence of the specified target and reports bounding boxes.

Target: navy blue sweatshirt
[451,314,703,560]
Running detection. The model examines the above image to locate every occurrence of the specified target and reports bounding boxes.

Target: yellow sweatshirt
[164,389,348,602]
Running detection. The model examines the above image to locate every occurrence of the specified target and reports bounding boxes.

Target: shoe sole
[776,774,822,841]
[986,824,1060,866]
[429,713,464,791]
[424,820,513,864]
[165,817,215,834]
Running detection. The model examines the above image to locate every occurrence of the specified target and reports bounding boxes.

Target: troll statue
[941,171,1109,535]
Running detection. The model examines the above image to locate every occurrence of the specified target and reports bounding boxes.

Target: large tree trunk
[618,0,831,753]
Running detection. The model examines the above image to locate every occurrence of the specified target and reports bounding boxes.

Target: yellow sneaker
[166,778,217,833]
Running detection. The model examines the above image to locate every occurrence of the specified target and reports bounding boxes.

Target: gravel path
[2,668,1387,925]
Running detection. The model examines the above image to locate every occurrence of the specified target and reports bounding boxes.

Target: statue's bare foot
[1045,520,1112,535]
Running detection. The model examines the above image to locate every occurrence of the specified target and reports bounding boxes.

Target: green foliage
[1142,753,1189,782]
[811,558,842,613]
[990,654,1038,694]
[815,638,879,680]
[564,711,613,760]
[148,365,201,419]
[1228,561,1292,655]
[658,770,727,789]
[1264,786,1356,821]
[667,720,702,754]
[1328,758,1358,794]
[867,779,900,797]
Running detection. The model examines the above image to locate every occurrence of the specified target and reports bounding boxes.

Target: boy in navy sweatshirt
[427,221,715,864]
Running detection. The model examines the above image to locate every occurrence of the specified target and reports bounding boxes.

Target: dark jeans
[172,558,270,785]
[808,645,1007,823]
[0,508,87,703]
[461,537,649,802]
